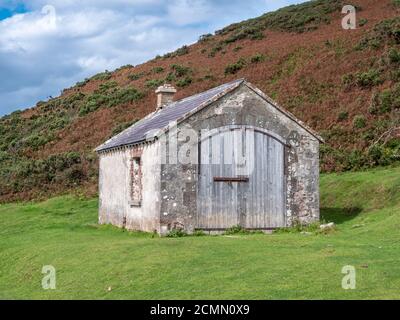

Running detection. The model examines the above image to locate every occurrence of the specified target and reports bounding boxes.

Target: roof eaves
[94,110,158,153]
[95,137,157,154]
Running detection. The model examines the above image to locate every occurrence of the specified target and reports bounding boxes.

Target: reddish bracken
[1,0,399,202]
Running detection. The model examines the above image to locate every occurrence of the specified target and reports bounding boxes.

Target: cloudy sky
[0,0,305,116]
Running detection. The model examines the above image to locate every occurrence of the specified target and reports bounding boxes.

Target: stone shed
[96,79,323,235]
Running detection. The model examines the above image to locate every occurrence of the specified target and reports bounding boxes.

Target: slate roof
[96,79,244,152]
[96,78,323,153]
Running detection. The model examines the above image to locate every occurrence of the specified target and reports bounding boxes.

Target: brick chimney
[155,84,177,111]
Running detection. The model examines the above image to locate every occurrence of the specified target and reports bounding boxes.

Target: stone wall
[98,82,320,235]
[159,83,320,233]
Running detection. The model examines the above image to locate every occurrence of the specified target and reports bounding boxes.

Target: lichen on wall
[158,84,320,232]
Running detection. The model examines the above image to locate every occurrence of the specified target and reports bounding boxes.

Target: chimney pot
[155,84,177,111]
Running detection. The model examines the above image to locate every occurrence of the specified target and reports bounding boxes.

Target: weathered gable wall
[159,84,319,233]
[99,148,130,228]
[98,141,162,233]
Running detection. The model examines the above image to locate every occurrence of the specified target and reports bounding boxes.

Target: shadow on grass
[321,207,362,225]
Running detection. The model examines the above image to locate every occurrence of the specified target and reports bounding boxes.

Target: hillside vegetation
[1,0,400,201]
[1,167,400,299]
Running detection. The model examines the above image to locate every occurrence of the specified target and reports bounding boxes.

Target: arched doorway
[197,126,286,230]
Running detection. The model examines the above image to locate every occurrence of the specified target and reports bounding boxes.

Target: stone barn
[96,79,323,235]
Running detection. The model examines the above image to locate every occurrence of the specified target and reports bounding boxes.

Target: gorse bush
[160,65,193,86]
[0,93,89,154]
[98,81,118,93]
[199,33,212,42]
[342,73,355,89]
[356,17,400,50]
[337,111,349,121]
[388,48,400,64]
[79,94,105,116]
[0,152,85,195]
[343,70,383,89]
[391,70,400,82]
[79,86,144,116]
[353,115,367,129]
[75,79,89,88]
[108,88,144,107]
[165,72,176,83]
[224,58,247,75]
[145,79,164,89]
[170,64,192,77]
[355,69,383,88]
[208,44,224,57]
[369,84,400,114]
[174,45,189,56]
[320,143,400,172]
[91,70,112,81]
[176,77,193,88]
[359,18,368,27]
[223,26,265,44]
[217,0,343,36]
[22,133,54,151]
[114,64,134,72]
[199,0,344,48]
[367,142,400,167]
[152,67,164,74]
[162,45,189,59]
[127,72,144,81]
[250,53,266,63]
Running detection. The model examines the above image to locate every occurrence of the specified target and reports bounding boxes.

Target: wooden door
[197,127,286,230]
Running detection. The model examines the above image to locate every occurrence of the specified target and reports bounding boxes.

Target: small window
[130,157,142,207]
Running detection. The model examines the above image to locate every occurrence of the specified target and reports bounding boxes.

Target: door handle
[213,177,249,182]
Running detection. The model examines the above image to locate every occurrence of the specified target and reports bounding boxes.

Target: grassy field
[1,167,400,300]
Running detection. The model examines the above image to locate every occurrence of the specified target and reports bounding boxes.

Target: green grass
[1,167,400,299]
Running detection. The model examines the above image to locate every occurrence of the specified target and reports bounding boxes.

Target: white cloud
[0,0,305,116]
[167,0,212,26]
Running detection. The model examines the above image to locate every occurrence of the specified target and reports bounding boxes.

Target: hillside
[1,167,400,299]
[0,0,400,202]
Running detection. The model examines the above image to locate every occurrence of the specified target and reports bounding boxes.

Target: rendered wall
[98,141,161,233]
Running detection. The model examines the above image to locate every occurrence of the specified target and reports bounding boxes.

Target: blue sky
[0,2,26,19]
[0,0,306,116]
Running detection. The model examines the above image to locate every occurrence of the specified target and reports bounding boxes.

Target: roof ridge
[95,79,244,152]
[163,78,244,110]
[96,78,323,152]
